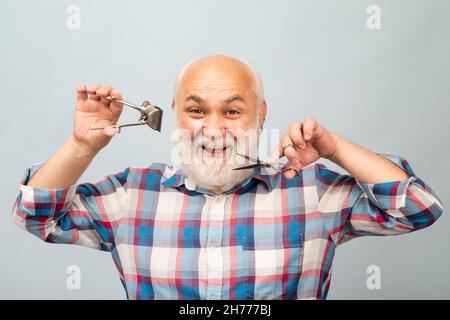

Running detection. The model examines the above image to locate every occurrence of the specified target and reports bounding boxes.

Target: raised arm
[12,84,129,251]
[28,84,124,188]
[269,118,443,244]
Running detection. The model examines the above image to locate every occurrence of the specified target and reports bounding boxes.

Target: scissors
[233,153,289,172]
[90,96,163,134]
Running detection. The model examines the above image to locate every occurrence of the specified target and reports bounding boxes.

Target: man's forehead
[179,62,253,94]
[178,84,253,106]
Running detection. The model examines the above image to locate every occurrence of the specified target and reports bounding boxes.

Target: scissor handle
[105,96,149,113]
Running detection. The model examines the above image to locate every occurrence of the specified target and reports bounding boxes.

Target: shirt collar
[160,164,276,193]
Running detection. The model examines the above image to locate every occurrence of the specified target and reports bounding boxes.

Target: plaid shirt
[12,153,443,300]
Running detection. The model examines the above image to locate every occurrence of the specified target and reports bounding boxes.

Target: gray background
[1,0,449,299]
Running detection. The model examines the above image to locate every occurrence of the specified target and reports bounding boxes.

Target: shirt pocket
[240,233,304,300]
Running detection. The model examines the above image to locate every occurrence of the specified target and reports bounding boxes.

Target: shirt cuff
[18,162,77,215]
[355,153,417,210]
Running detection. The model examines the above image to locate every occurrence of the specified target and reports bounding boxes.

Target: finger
[86,84,100,94]
[96,86,113,106]
[103,126,119,137]
[96,85,112,97]
[303,117,318,143]
[267,133,286,163]
[282,164,300,179]
[101,97,111,106]
[76,84,87,101]
[280,133,298,163]
[268,133,297,164]
[267,146,282,165]
[267,133,294,164]
[110,90,124,115]
[280,139,304,179]
[289,122,306,150]
[87,84,100,100]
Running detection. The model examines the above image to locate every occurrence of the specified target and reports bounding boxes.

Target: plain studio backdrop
[0,0,449,299]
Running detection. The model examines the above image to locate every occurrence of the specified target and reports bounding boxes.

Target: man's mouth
[201,145,228,157]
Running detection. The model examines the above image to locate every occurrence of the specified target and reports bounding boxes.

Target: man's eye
[189,109,203,114]
[226,109,240,116]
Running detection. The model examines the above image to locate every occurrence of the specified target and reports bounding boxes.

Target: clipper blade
[147,106,163,132]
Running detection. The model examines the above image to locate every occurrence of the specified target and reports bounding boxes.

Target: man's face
[175,60,261,147]
[172,57,266,193]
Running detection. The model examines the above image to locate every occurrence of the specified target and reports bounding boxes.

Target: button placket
[205,194,226,299]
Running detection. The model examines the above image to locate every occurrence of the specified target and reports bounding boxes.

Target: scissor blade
[233,164,264,170]
[235,152,262,164]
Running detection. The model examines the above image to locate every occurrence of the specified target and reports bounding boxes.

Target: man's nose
[201,114,227,136]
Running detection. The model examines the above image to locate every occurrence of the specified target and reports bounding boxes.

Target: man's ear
[258,100,267,129]
[171,99,175,110]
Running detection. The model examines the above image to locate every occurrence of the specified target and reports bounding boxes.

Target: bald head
[171,55,267,134]
[172,55,264,110]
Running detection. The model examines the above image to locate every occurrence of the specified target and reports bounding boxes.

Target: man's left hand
[268,117,338,178]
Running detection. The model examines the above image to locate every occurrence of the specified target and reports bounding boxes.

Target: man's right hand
[72,84,124,154]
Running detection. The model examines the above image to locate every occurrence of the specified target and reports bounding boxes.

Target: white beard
[172,125,260,193]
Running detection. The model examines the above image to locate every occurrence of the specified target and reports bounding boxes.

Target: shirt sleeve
[11,162,131,252]
[315,154,444,246]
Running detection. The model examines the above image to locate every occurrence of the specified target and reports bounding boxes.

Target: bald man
[12,55,443,300]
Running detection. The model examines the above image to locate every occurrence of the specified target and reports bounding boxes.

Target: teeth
[202,145,227,151]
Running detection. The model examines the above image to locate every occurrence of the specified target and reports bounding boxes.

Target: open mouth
[201,145,228,157]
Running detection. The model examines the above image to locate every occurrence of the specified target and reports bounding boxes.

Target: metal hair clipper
[90,96,163,133]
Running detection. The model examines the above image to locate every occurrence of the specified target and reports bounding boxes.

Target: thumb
[267,147,282,165]
[104,126,119,137]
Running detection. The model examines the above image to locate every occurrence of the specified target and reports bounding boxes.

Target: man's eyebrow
[185,93,245,104]
[223,94,245,103]
[185,94,204,103]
